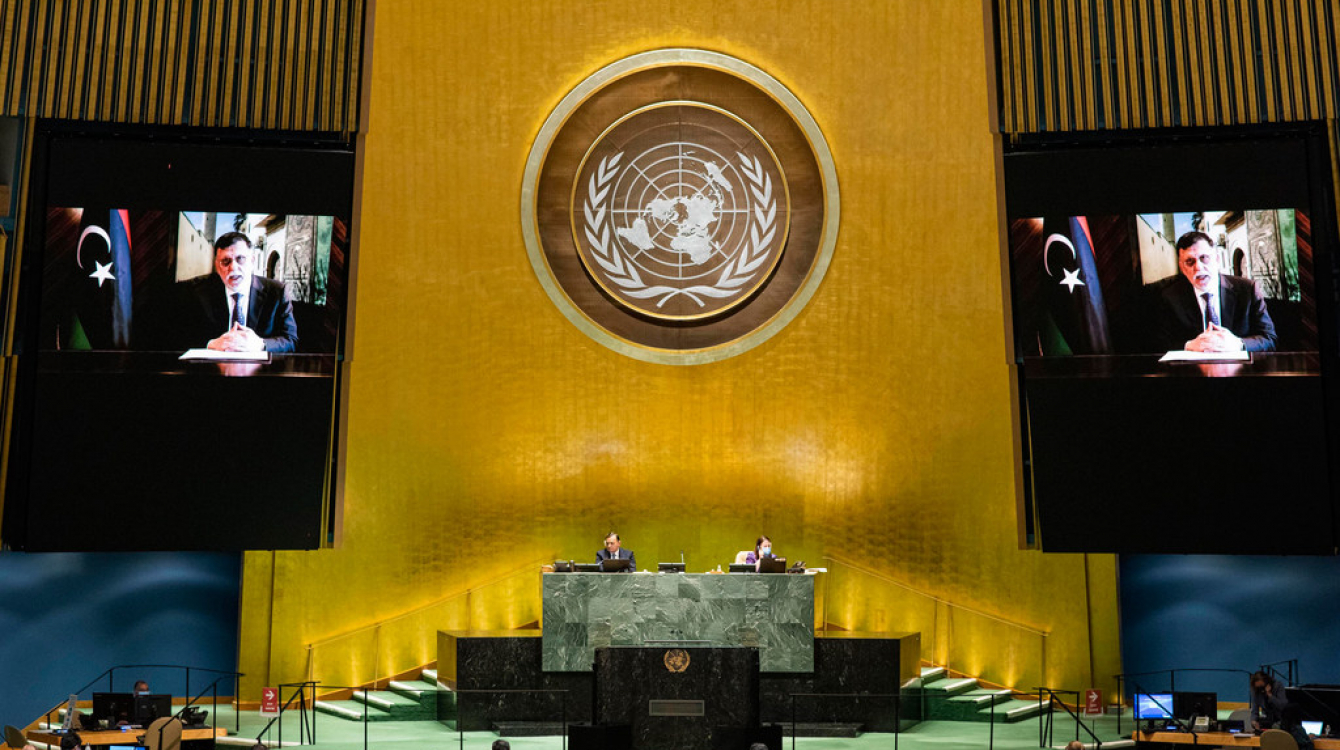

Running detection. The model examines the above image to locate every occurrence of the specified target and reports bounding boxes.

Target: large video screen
[40,208,346,356]
[1004,127,1339,554]
[2,124,355,551]
[1010,209,1316,360]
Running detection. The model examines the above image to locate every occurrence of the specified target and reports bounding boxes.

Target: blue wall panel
[1120,555,1340,703]
[0,552,240,729]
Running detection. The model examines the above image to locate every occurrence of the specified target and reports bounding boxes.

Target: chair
[142,717,183,750]
[1260,728,1300,750]
[733,550,752,564]
[4,725,28,750]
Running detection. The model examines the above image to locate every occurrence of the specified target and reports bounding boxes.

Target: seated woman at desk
[739,535,775,570]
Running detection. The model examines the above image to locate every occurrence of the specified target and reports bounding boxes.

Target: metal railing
[821,555,1050,685]
[260,682,371,750]
[1036,688,1104,750]
[1260,659,1299,687]
[40,663,242,736]
[302,556,552,687]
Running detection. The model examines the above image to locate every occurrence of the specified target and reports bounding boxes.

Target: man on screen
[1156,231,1277,353]
[177,232,298,353]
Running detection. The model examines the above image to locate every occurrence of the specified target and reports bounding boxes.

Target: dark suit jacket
[595,548,636,572]
[1156,273,1277,352]
[177,274,298,353]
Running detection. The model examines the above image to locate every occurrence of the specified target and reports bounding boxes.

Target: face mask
[760,547,771,556]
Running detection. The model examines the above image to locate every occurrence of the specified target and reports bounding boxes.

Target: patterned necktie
[231,293,244,327]
[1202,292,1219,329]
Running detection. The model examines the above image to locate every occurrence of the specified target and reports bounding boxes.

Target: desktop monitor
[92,692,135,725]
[1174,691,1217,720]
[1134,693,1174,721]
[134,694,172,724]
[1302,721,1325,736]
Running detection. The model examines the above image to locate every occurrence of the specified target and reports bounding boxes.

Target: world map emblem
[523,50,839,364]
[573,104,789,320]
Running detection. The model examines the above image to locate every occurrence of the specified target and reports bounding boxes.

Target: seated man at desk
[596,532,636,571]
[175,232,298,353]
[1155,231,1277,353]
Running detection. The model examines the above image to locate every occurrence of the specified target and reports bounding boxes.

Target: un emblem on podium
[523,49,839,364]
[664,648,691,673]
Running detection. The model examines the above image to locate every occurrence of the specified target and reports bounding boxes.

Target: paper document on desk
[179,349,271,362]
[1159,350,1250,363]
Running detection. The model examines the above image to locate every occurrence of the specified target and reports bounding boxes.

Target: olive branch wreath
[582,151,777,309]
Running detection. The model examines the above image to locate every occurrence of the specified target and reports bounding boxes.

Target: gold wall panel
[0,0,366,132]
[996,0,1340,133]
[239,0,1121,698]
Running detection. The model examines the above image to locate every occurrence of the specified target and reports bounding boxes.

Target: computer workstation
[1132,689,1340,749]
[91,692,172,729]
[27,692,226,748]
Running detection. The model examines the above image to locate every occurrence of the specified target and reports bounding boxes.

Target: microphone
[680,550,685,566]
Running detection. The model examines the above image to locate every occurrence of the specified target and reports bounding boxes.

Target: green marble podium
[541,572,814,672]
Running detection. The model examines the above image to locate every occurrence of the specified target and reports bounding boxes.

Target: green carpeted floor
[209,704,1141,750]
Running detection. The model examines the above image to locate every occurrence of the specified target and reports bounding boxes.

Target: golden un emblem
[664,648,691,673]
[523,49,839,364]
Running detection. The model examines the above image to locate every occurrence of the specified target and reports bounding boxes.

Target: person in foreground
[1250,670,1289,731]
[1156,231,1276,353]
[177,232,298,353]
[595,532,636,572]
[491,741,510,750]
[1280,704,1315,750]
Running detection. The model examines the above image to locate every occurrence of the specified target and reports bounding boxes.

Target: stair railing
[264,683,402,750]
[303,556,554,688]
[268,681,319,746]
[1260,659,1299,687]
[821,555,1049,686]
[1033,687,1103,750]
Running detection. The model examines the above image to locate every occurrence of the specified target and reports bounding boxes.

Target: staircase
[314,669,446,722]
[916,666,1048,723]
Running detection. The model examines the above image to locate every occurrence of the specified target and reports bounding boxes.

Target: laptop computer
[757,556,787,573]
[600,558,631,572]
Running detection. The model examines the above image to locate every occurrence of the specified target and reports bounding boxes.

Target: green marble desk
[541,572,814,673]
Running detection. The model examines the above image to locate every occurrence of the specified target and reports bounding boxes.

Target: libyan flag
[1038,215,1112,355]
[68,209,133,350]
